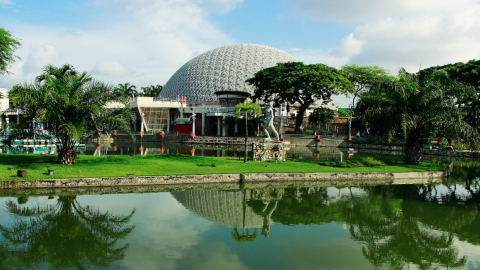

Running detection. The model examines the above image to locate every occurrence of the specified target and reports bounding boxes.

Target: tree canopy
[0,27,21,75]
[308,107,335,126]
[341,65,395,108]
[115,83,137,99]
[417,59,480,131]
[357,68,479,164]
[247,62,354,131]
[10,64,135,164]
[139,84,163,97]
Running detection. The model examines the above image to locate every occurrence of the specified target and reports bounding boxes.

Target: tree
[10,64,135,164]
[235,101,261,163]
[247,62,354,131]
[0,196,135,269]
[139,84,162,97]
[308,107,335,128]
[115,82,137,99]
[418,59,480,131]
[358,69,479,164]
[341,65,394,109]
[0,27,21,75]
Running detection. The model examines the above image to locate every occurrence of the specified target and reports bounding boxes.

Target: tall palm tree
[0,195,135,269]
[10,64,135,164]
[235,101,261,163]
[116,83,137,99]
[358,69,479,164]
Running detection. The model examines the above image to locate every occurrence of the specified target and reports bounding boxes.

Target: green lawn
[0,154,446,181]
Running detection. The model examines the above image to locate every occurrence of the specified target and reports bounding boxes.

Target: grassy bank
[0,154,446,181]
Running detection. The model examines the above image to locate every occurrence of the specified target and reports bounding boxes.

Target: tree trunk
[244,113,248,163]
[404,126,425,165]
[58,147,77,165]
[294,106,308,132]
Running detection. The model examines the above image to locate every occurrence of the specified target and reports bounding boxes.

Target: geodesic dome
[159,44,298,102]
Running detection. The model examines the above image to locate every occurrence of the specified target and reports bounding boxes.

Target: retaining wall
[1,171,446,190]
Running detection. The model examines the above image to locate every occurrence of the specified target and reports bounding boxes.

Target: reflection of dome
[160,44,298,102]
[172,190,267,228]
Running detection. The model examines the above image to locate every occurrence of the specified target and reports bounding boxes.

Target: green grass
[0,154,447,181]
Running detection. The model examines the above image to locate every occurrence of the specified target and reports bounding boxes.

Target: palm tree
[10,64,135,164]
[116,83,137,99]
[235,101,261,163]
[0,195,135,269]
[358,69,479,164]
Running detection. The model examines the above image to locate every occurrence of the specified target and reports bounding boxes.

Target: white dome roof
[159,44,298,102]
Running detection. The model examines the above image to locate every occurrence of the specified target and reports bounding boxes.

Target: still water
[1,168,479,269]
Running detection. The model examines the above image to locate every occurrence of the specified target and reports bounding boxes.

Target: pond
[1,166,479,269]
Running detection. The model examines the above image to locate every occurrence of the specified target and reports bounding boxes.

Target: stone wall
[253,142,286,162]
[1,171,446,190]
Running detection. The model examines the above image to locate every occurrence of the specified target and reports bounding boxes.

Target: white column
[217,117,221,136]
[202,112,205,136]
[234,123,238,135]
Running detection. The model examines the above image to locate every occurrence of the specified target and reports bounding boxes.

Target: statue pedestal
[253,142,286,162]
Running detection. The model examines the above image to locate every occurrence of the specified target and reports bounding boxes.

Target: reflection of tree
[343,188,467,270]
[231,228,258,243]
[0,195,136,269]
[248,187,347,226]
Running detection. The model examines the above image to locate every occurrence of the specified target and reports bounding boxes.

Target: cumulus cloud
[0,0,13,5]
[286,0,480,107]
[0,0,234,89]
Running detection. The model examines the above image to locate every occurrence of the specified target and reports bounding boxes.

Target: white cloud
[0,0,13,5]
[0,0,234,90]
[93,61,128,76]
[22,44,62,75]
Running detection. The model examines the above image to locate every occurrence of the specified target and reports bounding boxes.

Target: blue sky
[2,0,480,107]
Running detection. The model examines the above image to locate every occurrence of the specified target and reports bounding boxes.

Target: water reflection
[0,195,136,269]
[172,178,479,269]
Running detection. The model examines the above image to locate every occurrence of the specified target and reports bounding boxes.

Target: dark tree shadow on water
[0,195,136,269]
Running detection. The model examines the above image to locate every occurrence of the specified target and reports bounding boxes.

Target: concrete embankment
[0,178,443,196]
[1,171,446,190]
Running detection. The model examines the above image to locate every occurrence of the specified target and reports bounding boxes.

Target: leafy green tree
[308,107,335,127]
[247,62,354,131]
[341,65,394,109]
[417,60,480,131]
[0,196,136,269]
[0,27,21,75]
[235,101,261,163]
[358,69,479,164]
[139,84,163,97]
[115,82,137,99]
[10,64,135,164]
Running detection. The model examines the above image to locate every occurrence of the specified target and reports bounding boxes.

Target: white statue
[263,101,279,141]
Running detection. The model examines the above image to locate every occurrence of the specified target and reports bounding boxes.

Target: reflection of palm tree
[343,191,467,270]
[231,228,258,243]
[0,195,136,269]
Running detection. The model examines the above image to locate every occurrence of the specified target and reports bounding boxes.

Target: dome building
[159,44,298,102]
[129,44,334,136]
